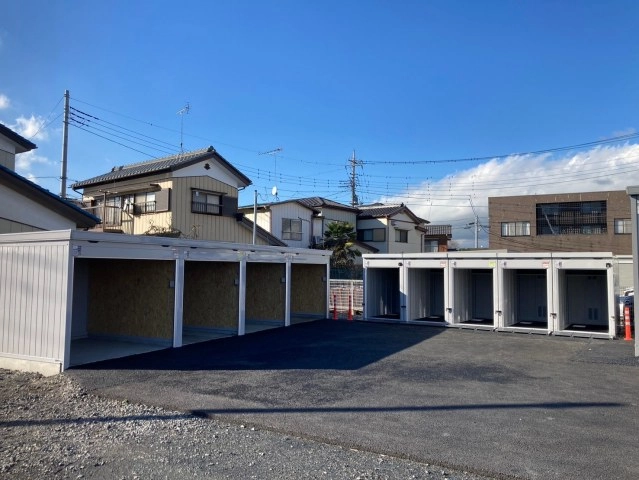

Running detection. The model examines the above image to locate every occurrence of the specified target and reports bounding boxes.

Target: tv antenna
[177,102,190,153]
[259,147,283,198]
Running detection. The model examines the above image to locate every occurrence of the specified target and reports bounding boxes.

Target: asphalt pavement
[67,320,639,480]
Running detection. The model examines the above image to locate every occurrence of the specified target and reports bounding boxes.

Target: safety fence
[329,280,363,320]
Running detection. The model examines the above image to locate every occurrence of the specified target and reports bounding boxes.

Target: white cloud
[15,150,51,172]
[0,94,9,110]
[379,143,639,248]
[12,115,48,141]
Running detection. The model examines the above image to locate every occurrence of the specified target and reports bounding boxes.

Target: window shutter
[222,195,238,217]
[155,188,171,212]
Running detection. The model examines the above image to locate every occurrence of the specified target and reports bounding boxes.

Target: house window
[395,229,408,243]
[282,218,302,241]
[191,189,221,215]
[424,239,439,252]
[358,228,385,242]
[536,201,607,235]
[501,221,530,237]
[133,192,156,215]
[614,218,631,234]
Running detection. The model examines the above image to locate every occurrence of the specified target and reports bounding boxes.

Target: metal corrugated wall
[0,243,69,363]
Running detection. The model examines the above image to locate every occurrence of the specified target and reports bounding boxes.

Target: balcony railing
[192,201,221,215]
[81,205,134,234]
[133,201,156,215]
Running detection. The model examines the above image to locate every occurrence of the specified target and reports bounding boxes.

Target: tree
[322,222,361,270]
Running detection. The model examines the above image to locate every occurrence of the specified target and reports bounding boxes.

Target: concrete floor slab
[70,338,168,367]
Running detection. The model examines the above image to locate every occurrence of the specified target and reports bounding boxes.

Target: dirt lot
[0,368,492,480]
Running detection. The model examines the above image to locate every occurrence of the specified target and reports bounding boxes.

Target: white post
[173,252,185,348]
[285,256,292,327]
[238,255,247,335]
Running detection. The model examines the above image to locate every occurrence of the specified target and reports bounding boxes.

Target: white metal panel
[0,242,70,363]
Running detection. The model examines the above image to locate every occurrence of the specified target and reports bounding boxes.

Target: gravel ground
[0,369,496,480]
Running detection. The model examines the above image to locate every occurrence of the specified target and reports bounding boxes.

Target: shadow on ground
[71,320,444,371]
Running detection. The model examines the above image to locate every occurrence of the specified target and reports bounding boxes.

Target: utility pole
[474,214,479,249]
[348,150,363,207]
[60,90,70,198]
[177,102,190,153]
[252,189,257,245]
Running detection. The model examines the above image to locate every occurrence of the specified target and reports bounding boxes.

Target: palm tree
[322,222,361,270]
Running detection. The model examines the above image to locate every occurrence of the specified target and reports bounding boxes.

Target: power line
[68,123,160,158]
[362,132,639,166]
[69,112,176,155]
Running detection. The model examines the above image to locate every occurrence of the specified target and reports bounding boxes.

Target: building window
[614,218,631,234]
[133,192,156,215]
[282,218,302,241]
[191,189,221,215]
[358,228,385,242]
[424,239,439,252]
[395,229,408,243]
[536,201,607,235]
[501,221,530,237]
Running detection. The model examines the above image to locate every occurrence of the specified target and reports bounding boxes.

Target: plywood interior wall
[183,261,239,329]
[86,259,174,340]
[291,264,326,315]
[246,262,285,321]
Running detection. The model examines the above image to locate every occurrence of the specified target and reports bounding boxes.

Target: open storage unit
[70,258,176,365]
[0,230,331,374]
[497,254,553,334]
[405,257,448,324]
[363,257,403,321]
[552,254,616,338]
[246,261,286,332]
[182,260,239,343]
[449,254,499,329]
[290,263,329,324]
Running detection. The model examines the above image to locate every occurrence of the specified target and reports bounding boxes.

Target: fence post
[333,294,338,320]
[348,294,353,321]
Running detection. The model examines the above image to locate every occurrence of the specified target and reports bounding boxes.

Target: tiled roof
[239,196,357,213]
[0,123,37,153]
[357,203,405,218]
[295,197,358,213]
[71,146,251,189]
[358,203,428,224]
[0,164,100,228]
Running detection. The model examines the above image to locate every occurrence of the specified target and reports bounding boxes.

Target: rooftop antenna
[259,147,283,198]
[177,102,190,153]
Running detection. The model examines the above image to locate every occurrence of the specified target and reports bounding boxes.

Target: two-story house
[357,203,434,254]
[240,196,362,248]
[0,123,99,233]
[241,197,451,254]
[71,146,284,246]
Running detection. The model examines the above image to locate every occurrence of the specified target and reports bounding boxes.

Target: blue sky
[2,1,639,246]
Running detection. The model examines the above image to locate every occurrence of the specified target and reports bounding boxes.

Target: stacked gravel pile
[1,369,494,479]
